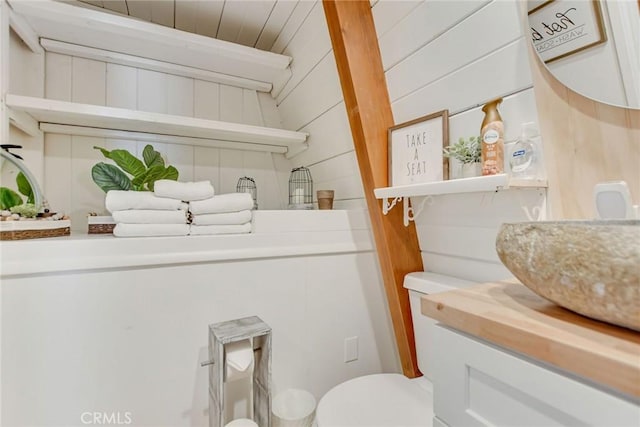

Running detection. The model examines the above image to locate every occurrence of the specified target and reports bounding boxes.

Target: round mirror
[527,0,640,109]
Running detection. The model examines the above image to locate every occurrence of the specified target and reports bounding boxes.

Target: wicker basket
[88,223,115,234]
[0,220,71,241]
[87,216,115,234]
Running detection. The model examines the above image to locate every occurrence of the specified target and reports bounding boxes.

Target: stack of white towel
[106,190,190,237]
[189,192,254,235]
[105,179,254,237]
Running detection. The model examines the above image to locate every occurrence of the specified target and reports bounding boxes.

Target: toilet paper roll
[225,339,254,382]
[224,418,258,427]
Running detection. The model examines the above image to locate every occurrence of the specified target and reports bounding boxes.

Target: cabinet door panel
[433,325,640,426]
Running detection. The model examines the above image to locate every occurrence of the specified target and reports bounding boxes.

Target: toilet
[316,271,476,426]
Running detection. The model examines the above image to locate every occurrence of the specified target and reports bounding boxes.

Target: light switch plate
[344,336,358,363]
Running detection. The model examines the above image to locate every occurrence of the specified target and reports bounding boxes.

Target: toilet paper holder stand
[205,316,272,427]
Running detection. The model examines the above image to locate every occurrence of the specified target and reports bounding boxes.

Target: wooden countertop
[421,279,640,399]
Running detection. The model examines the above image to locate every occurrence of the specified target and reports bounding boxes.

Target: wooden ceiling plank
[255,0,298,51]
[323,0,423,377]
[102,0,128,15]
[195,0,224,39]
[236,1,276,48]
[125,0,152,22]
[218,0,276,46]
[149,0,174,29]
[175,0,197,33]
[81,0,104,7]
[270,0,314,54]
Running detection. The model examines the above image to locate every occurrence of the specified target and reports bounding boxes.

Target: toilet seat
[316,374,433,426]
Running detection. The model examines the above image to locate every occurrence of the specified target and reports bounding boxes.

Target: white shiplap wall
[39,51,293,232]
[377,0,547,282]
[270,1,365,209]
[272,0,548,281]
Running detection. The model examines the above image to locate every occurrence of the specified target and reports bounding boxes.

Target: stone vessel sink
[496,220,640,331]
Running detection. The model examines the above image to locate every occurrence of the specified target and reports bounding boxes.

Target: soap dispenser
[509,122,538,179]
[480,98,504,176]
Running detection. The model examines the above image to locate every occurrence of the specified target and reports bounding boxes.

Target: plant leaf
[140,165,179,191]
[142,144,165,169]
[16,172,34,204]
[91,162,132,193]
[93,146,112,159]
[107,149,146,178]
[0,187,23,210]
[160,165,179,181]
[139,165,164,191]
[131,167,153,189]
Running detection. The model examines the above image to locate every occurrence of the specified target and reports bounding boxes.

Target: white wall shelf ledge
[6,95,309,157]
[0,210,373,277]
[374,174,548,226]
[7,0,293,92]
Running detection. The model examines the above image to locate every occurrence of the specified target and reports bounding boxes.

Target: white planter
[461,162,481,178]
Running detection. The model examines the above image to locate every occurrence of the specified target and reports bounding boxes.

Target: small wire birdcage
[288,166,313,209]
[236,176,258,210]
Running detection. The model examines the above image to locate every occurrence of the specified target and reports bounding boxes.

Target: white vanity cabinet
[432,325,640,426]
[422,280,640,427]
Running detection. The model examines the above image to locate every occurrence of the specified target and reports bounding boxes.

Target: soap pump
[480,98,504,176]
[509,122,538,179]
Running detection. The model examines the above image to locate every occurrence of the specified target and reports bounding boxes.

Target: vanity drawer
[433,325,640,426]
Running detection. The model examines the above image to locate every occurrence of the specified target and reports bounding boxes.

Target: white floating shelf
[8,0,292,90]
[6,94,309,156]
[374,174,547,199]
[374,174,548,226]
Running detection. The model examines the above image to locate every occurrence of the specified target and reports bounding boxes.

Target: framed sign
[528,0,607,63]
[388,110,449,187]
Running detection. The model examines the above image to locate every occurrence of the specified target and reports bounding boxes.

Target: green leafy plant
[443,136,481,164]
[0,172,34,210]
[10,203,38,218]
[91,144,179,193]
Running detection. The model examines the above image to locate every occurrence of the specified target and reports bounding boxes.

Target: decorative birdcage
[236,176,258,210]
[288,166,313,210]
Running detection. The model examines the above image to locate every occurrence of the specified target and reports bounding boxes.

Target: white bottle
[509,122,538,179]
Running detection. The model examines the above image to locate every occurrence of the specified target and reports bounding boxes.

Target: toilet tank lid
[403,272,477,294]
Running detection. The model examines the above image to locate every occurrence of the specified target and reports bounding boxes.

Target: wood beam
[323,0,423,377]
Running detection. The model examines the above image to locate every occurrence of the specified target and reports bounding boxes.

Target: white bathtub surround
[113,223,190,237]
[111,209,188,224]
[190,193,254,215]
[1,210,396,426]
[190,223,252,236]
[191,210,253,226]
[105,190,187,212]
[154,179,215,202]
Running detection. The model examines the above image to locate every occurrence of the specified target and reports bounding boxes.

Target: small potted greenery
[89,144,179,233]
[92,144,179,192]
[443,136,481,178]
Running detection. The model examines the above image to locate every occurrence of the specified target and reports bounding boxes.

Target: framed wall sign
[388,110,449,186]
[528,0,607,63]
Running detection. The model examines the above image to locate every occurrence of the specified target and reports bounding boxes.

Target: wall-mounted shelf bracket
[405,195,433,226]
[381,196,402,216]
[381,195,433,227]
[403,197,412,227]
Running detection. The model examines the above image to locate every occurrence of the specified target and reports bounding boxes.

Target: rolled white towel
[112,209,188,224]
[113,223,190,237]
[189,193,254,215]
[106,190,186,213]
[189,223,252,235]
[154,180,214,201]
[191,210,252,226]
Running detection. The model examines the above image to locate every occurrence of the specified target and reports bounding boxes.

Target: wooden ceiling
[72,0,302,51]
